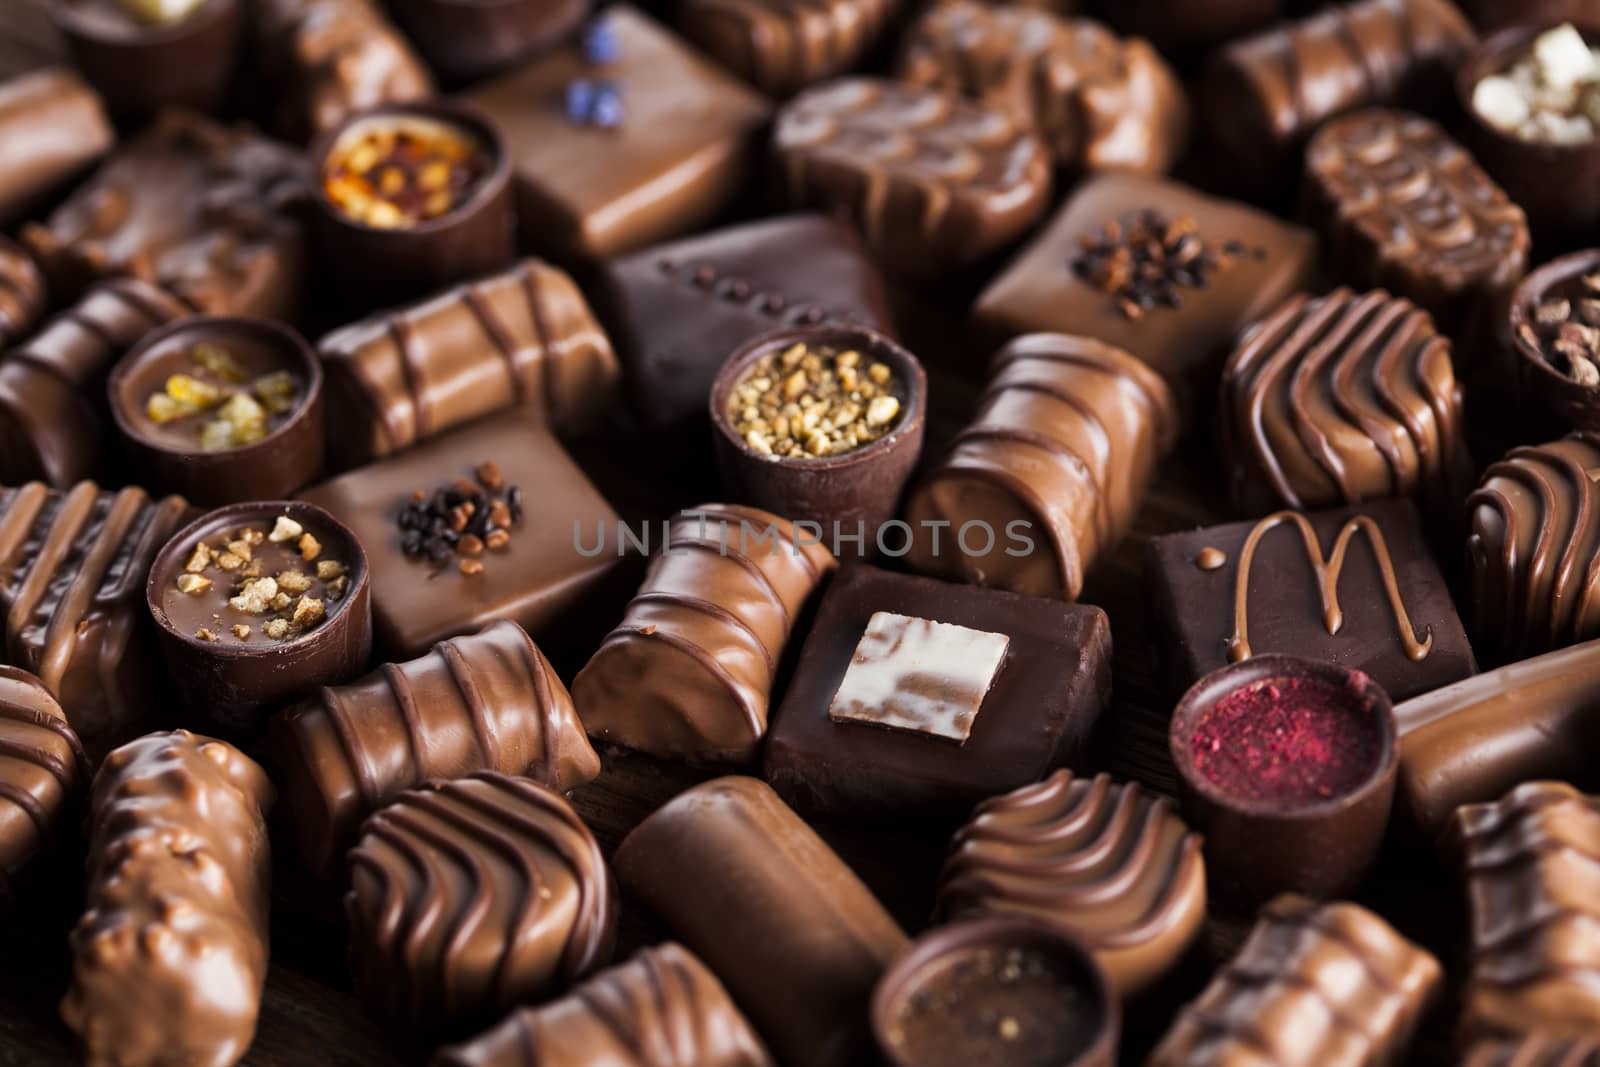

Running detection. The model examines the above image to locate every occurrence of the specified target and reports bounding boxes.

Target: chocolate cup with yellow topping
[108,315,324,506]
[710,323,926,562]
[146,500,371,737]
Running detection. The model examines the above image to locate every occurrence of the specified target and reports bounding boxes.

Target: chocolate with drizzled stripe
[0,666,86,896]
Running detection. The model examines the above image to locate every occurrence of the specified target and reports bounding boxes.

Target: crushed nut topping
[729,342,904,459]
[398,460,522,575]
[143,342,301,450]
[1071,210,1262,320]
[178,513,348,643]
[1523,269,1600,387]
[323,119,488,229]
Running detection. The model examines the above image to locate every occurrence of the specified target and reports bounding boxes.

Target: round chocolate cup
[108,315,324,507]
[50,0,241,124]
[309,102,515,308]
[385,0,589,85]
[1509,248,1600,433]
[710,324,927,561]
[871,917,1118,1067]
[146,500,372,737]
[1458,23,1600,238]
[1169,654,1398,904]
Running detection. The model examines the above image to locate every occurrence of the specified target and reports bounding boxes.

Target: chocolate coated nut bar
[0,67,113,230]
[0,666,87,897]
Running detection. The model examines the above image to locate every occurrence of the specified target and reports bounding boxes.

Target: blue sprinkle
[582,21,620,66]
[565,79,595,124]
[590,82,624,128]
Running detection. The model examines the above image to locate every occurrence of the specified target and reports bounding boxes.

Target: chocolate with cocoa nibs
[396,459,523,576]
[1521,269,1600,386]
[1071,210,1261,321]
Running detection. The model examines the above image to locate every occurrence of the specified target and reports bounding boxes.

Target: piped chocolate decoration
[1464,1035,1600,1067]
[0,666,87,897]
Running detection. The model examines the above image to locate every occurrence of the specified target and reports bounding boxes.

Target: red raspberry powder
[1189,675,1382,806]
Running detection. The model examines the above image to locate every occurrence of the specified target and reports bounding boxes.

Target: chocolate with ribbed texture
[0,666,86,896]
[681,0,900,97]
[1464,1034,1600,1067]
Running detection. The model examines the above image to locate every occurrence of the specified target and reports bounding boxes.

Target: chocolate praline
[0,68,113,231]
[385,0,589,86]
[1509,250,1600,434]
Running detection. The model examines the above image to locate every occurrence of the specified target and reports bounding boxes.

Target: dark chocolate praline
[1509,248,1600,435]
[384,0,589,86]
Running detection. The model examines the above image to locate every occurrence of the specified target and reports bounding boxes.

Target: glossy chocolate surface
[1509,250,1600,436]
[386,0,589,86]
[0,666,85,896]
[1464,1035,1600,1067]
[0,237,47,348]
[0,67,112,229]
[680,0,898,98]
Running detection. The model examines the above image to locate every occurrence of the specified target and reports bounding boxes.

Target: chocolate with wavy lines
[1303,109,1531,341]
[935,770,1205,995]
[0,481,190,763]
[0,237,47,349]
[1146,895,1442,1067]
[903,333,1177,601]
[431,942,774,1067]
[0,666,86,896]
[1221,287,1472,517]
[318,258,620,469]
[572,504,837,764]
[1454,781,1600,1041]
[347,772,616,1033]
[1464,1034,1600,1067]
[681,0,901,98]
[267,619,600,878]
[1468,433,1600,662]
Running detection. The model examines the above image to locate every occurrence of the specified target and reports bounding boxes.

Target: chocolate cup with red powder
[1169,654,1398,904]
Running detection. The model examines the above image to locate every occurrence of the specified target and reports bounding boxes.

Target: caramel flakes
[323,120,488,229]
[397,460,522,577]
[178,514,347,643]
[730,342,903,459]
[1071,210,1263,320]
[143,342,301,450]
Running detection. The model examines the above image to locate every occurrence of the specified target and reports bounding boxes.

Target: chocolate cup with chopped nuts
[1458,24,1600,239]
[710,324,927,561]
[146,500,372,737]
[310,101,515,312]
[1510,249,1600,433]
[108,315,324,507]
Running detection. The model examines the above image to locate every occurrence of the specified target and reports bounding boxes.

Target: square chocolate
[298,411,622,660]
[1145,498,1477,703]
[763,565,1112,818]
[459,5,771,262]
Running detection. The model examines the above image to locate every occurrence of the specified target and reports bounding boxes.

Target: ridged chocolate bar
[1464,1035,1600,1067]
[0,68,112,230]
[0,666,86,896]
[679,0,900,97]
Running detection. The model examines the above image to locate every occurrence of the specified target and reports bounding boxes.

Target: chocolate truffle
[0,480,191,761]
[319,257,620,470]
[1146,499,1478,701]
[268,619,601,878]
[1454,781,1600,1041]
[385,0,589,86]
[460,5,771,261]
[904,333,1177,601]
[62,731,274,1067]
[1468,433,1600,661]
[0,67,113,229]
[679,0,899,97]
[1146,896,1441,1067]
[763,565,1113,818]
[299,411,623,659]
[0,666,87,896]
[774,77,1052,275]
[1220,287,1473,517]
[615,777,909,1067]
[935,770,1206,996]
[0,237,47,348]
[347,773,615,1033]
[1464,1035,1600,1067]
[572,504,836,764]
[431,943,775,1067]
[597,214,894,431]
[973,173,1319,417]
[899,2,1188,176]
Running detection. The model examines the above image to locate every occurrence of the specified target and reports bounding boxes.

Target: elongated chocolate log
[268,619,600,877]
[1147,895,1442,1067]
[0,482,190,763]
[680,0,901,97]
[0,666,87,896]
[0,278,191,487]
[904,333,1177,601]
[318,259,621,469]
[0,238,49,356]
[1464,1034,1600,1067]
[61,731,274,1067]
[572,505,837,764]
[615,777,908,1067]
[432,942,774,1067]
[347,773,615,1033]
[0,68,113,230]
[1454,782,1600,1041]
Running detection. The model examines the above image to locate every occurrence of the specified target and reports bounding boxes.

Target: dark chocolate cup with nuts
[147,500,372,738]
[710,324,926,561]
[1510,249,1600,433]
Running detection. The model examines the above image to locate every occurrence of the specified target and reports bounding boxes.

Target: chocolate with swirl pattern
[1464,1034,1600,1067]
[0,666,86,896]
[318,259,620,471]
[1467,434,1600,662]
[431,942,774,1067]
[1303,109,1530,343]
[1453,781,1600,1042]
[572,504,837,764]
[347,772,616,1034]
[680,0,901,98]
[1220,287,1472,518]
[935,770,1206,995]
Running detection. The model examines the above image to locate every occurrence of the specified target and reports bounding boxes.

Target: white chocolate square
[827,612,1009,744]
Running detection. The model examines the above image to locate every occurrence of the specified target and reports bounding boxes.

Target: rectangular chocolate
[0,68,113,229]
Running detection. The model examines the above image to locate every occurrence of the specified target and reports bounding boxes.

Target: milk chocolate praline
[146,500,372,736]
[1168,654,1398,903]
[385,0,589,85]
[1509,249,1600,434]
[108,316,324,506]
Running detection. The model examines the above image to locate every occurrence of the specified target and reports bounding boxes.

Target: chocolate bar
[615,777,908,1067]
[385,0,589,85]
[0,237,47,348]
[318,258,621,470]
[679,0,900,97]
[1464,1035,1600,1067]
[935,770,1206,995]
[904,333,1178,601]
[774,77,1052,275]
[0,68,112,230]
[0,481,191,762]
[347,773,615,1033]
[61,731,274,1067]
[1146,895,1441,1067]
[1454,781,1600,1041]
[0,666,87,896]
[431,943,775,1067]
[268,619,601,877]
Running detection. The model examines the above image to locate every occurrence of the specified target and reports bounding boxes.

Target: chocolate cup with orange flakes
[310,101,514,310]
